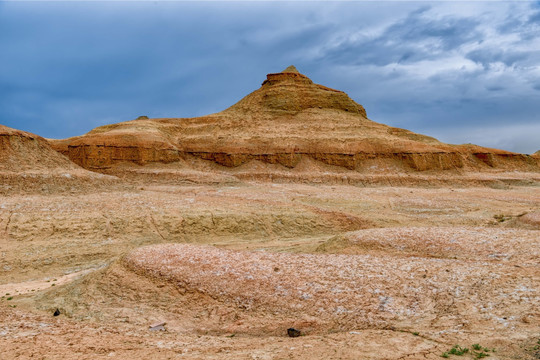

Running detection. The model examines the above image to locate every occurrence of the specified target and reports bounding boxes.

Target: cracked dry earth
[1,181,540,359]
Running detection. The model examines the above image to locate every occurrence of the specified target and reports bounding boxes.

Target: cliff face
[49,66,540,174]
[53,131,181,169]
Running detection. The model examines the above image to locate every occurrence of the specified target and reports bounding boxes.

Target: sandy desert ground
[1,67,539,359]
[1,177,539,359]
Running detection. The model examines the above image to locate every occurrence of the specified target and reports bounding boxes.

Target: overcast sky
[1,1,539,153]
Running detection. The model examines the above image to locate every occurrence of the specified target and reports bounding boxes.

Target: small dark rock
[287,328,301,337]
[53,308,60,317]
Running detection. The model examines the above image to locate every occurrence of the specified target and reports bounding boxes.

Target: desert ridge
[0,124,79,172]
[0,124,117,194]
[48,66,540,176]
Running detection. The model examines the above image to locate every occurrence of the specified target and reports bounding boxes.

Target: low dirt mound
[0,124,118,194]
[0,124,79,171]
[316,227,540,264]
[106,243,540,337]
[517,211,540,229]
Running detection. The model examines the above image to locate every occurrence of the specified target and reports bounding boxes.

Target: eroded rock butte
[49,66,540,175]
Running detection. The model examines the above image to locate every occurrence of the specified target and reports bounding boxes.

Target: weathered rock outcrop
[0,125,117,194]
[49,66,540,174]
[0,125,80,172]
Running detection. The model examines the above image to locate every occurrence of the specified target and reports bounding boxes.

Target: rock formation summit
[50,66,539,174]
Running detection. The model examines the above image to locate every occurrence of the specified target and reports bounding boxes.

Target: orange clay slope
[50,65,540,174]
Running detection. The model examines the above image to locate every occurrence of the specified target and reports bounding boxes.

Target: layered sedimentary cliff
[49,66,540,174]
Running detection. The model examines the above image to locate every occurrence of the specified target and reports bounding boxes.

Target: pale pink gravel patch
[125,243,539,333]
[321,227,540,264]
[520,211,540,228]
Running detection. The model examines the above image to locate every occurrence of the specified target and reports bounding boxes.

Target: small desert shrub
[449,345,469,355]
[441,344,493,358]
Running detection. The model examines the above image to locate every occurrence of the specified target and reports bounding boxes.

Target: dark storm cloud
[320,7,480,67]
[465,49,530,68]
[0,1,538,153]
[306,3,540,153]
[0,1,341,138]
[528,7,540,24]
[386,7,480,51]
